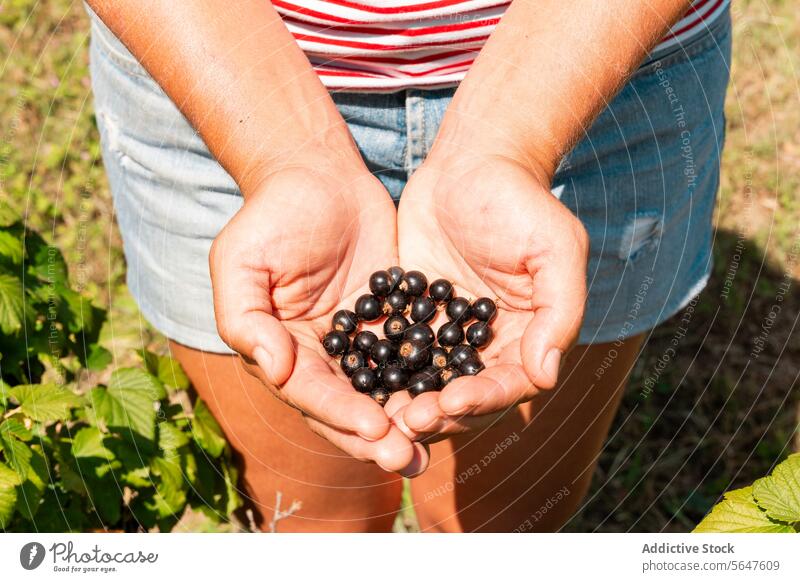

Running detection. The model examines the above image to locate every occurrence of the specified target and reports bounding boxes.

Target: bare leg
[169,341,402,532]
[411,336,644,532]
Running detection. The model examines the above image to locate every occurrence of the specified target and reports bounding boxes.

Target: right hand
[210,164,428,476]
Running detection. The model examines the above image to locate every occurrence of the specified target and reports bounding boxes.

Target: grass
[2,0,798,532]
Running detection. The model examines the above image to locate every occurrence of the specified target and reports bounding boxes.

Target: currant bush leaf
[753,454,800,524]
[694,486,795,533]
[0,462,21,528]
[0,273,25,335]
[16,447,48,521]
[191,399,226,458]
[91,368,166,444]
[9,383,82,422]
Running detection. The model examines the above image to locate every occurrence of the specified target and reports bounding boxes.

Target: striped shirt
[274,0,731,91]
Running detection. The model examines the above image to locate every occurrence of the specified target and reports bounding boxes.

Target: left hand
[394,153,589,441]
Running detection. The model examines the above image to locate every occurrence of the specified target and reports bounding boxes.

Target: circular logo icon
[20,542,46,570]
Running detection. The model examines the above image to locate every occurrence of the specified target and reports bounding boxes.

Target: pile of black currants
[321,267,497,406]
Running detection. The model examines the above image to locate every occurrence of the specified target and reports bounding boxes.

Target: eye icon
[20,542,46,570]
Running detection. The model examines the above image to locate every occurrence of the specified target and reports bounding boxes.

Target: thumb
[520,223,588,389]
[209,232,295,386]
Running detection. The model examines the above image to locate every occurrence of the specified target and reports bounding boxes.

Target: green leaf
[139,349,160,376]
[85,344,112,372]
[16,447,48,521]
[0,205,19,228]
[109,367,167,401]
[91,368,165,445]
[0,273,25,335]
[84,475,122,525]
[694,486,795,533]
[159,422,190,453]
[71,426,115,461]
[140,350,189,392]
[0,429,32,480]
[0,418,32,442]
[10,383,82,422]
[157,355,190,392]
[0,230,24,264]
[104,437,151,488]
[32,489,87,532]
[0,379,9,408]
[0,462,20,528]
[753,454,800,524]
[192,400,226,458]
[26,232,68,287]
[56,286,94,334]
[147,455,187,519]
[221,456,243,516]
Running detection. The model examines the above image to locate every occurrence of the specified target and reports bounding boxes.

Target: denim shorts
[87,7,731,352]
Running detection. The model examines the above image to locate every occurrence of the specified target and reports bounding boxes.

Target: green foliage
[694,455,800,533]
[0,216,241,531]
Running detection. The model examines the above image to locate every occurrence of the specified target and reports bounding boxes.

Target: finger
[401,390,506,439]
[438,364,533,416]
[520,220,588,388]
[276,346,391,441]
[210,227,295,386]
[304,417,419,474]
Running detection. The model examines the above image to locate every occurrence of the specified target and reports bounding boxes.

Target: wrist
[429,110,559,186]
[238,135,370,200]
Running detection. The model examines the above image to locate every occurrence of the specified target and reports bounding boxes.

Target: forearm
[435,0,692,180]
[88,0,362,195]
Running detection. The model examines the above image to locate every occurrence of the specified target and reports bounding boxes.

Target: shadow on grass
[565,227,800,532]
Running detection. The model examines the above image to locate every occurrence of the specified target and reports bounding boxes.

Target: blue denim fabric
[87,6,731,352]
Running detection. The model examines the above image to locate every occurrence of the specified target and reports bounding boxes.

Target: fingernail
[543,348,562,382]
[399,445,428,478]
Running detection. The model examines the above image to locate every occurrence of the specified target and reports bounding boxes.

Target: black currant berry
[369,270,393,297]
[387,266,405,292]
[370,388,391,407]
[382,290,409,316]
[466,321,493,349]
[398,339,430,371]
[410,296,437,323]
[472,297,498,322]
[446,297,473,324]
[431,347,449,370]
[383,314,410,342]
[322,331,349,357]
[379,365,409,392]
[370,339,397,367]
[448,344,478,368]
[354,294,382,321]
[331,309,358,334]
[437,320,465,347]
[440,366,462,386]
[460,358,485,376]
[340,350,367,376]
[353,330,378,354]
[404,323,435,348]
[429,279,454,303]
[407,367,441,397]
[399,270,428,297]
[351,367,377,393]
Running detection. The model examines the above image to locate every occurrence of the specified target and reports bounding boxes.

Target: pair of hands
[209,153,589,477]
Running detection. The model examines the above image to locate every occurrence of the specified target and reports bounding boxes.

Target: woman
[86,0,731,531]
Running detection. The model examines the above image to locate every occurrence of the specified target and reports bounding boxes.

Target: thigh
[410,336,643,532]
[169,342,402,532]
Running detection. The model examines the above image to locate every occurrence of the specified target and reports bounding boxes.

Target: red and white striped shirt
[274,0,730,91]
